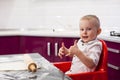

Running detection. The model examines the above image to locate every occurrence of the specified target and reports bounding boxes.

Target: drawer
[105,41,120,50]
[108,52,120,67]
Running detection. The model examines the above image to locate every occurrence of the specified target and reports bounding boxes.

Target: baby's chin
[81,40,89,43]
[81,38,88,42]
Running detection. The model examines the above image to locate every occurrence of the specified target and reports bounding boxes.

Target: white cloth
[65,38,102,74]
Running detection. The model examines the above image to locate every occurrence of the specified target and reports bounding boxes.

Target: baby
[58,15,102,74]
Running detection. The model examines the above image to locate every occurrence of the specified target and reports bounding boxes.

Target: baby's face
[79,20,100,43]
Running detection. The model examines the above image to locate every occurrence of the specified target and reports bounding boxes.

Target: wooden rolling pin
[23,54,37,72]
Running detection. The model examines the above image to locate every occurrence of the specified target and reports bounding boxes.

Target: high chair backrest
[95,39,108,71]
[67,39,108,80]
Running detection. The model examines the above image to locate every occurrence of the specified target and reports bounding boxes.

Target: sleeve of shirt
[88,41,102,66]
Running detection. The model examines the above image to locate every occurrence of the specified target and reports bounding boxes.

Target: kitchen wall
[0,0,120,34]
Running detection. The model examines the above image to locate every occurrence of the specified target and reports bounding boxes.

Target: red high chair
[53,40,108,80]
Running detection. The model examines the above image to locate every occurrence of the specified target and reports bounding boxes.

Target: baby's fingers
[74,40,78,46]
[58,52,64,59]
[58,48,64,58]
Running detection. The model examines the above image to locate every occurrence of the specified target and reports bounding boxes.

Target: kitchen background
[0,0,120,35]
[0,0,120,80]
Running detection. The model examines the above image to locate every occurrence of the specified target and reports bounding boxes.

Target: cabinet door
[0,36,20,55]
[21,36,54,62]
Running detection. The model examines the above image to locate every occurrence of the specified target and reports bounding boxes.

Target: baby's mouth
[82,36,88,39]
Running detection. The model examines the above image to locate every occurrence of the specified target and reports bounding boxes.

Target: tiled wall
[0,0,120,34]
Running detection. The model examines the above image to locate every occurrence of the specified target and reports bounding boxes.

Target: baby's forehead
[80,20,94,26]
[80,19,99,28]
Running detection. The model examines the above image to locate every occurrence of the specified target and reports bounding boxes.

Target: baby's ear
[97,28,101,35]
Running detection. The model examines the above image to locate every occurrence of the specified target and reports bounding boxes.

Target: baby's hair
[80,15,100,28]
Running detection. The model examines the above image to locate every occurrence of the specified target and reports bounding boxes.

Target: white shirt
[66,38,102,74]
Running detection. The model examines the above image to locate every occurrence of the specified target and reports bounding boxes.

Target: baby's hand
[58,42,69,59]
[66,40,78,57]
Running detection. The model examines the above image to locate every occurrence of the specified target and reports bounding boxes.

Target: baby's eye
[80,29,84,31]
[87,28,92,31]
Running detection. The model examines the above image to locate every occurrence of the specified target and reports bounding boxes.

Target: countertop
[0,29,120,43]
[0,29,79,38]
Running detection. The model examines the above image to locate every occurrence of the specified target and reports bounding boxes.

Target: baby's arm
[75,50,96,69]
[68,40,96,69]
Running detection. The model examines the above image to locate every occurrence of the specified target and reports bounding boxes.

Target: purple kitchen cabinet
[104,41,120,80]
[0,36,79,62]
[0,36,21,55]
[21,36,79,62]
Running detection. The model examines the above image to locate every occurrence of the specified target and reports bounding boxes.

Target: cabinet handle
[108,47,120,54]
[108,63,120,70]
[55,43,58,56]
[47,42,51,56]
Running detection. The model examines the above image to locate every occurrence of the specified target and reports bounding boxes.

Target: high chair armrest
[53,61,71,73]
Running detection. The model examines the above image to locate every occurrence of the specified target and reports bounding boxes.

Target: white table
[0,53,71,80]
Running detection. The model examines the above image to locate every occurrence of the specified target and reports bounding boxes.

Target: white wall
[0,0,120,33]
